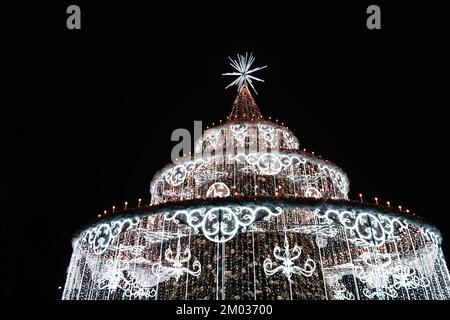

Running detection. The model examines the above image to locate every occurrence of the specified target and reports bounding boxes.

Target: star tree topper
[222,53,267,94]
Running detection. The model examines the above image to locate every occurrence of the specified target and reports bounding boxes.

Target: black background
[2,2,449,302]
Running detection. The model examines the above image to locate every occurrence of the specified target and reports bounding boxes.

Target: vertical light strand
[437,247,450,298]
[133,220,143,298]
[406,226,431,299]
[313,212,329,300]
[154,218,166,300]
[367,215,385,300]
[184,227,192,300]
[251,228,257,300]
[107,235,122,300]
[391,236,411,300]
[89,251,102,300]
[216,241,220,300]
[343,227,360,300]
[62,243,79,300]
[221,241,226,299]
[281,213,293,300]
[76,247,88,300]
[418,231,443,299]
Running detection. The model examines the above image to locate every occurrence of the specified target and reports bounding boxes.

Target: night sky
[2,2,449,300]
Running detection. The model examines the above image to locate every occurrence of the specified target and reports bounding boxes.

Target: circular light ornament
[304,187,322,199]
[257,153,282,175]
[206,182,231,198]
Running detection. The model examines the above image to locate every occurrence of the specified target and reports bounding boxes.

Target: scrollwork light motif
[203,129,222,150]
[98,259,130,291]
[328,275,355,300]
[123,285,156,299]
[354,252,430,299]
[263,234,316,282]
[420,226,441,244]
[230,124,249,147]
[391,265,430,290]
[257,123,300,149]
[315,209,406,246]
[281,130,299,149]
[83,217,140,255]
[168,165,187,186]
[333,285,355,300]
[164,206,283,243]
[227,152,348,194]
[194,122,299,154]
[152,233,201,281]
[97,259,156,299]
[194,169,228,186]
[355,252,397,299]
[288,211,338,240]
[258,123,276,148]
[161,158,208,187]
[362,286,398,299]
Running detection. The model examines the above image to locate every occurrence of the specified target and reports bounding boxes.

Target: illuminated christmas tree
[63,54,450,300]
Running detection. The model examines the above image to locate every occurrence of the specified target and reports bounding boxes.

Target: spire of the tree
[227,84,263,122]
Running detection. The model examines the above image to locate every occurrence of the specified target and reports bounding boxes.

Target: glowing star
[222,53,267,94]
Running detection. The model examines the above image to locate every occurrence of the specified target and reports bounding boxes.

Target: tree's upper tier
[195,85,299,155]
[194,121,300,155]
[149,83,350,204]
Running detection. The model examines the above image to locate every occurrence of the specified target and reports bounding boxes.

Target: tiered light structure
[63,54,450,300]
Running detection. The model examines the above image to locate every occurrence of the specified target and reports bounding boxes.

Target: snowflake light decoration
[152,231,201,281]
[263,233,316,282]
[222,53,267,94]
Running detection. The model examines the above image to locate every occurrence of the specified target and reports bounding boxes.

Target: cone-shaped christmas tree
[63,54,450,301]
